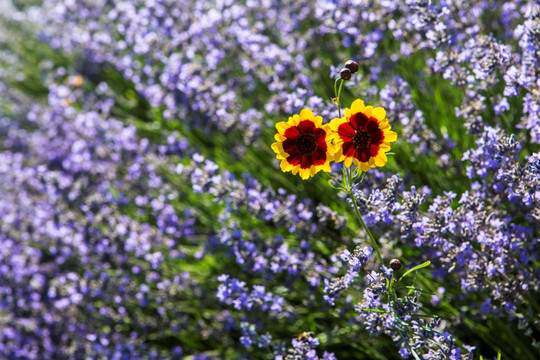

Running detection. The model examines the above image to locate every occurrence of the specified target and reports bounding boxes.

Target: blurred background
[0,0,538,359]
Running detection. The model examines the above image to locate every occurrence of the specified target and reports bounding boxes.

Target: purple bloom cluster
[216,275,286,349]
[348,129,539,352]
[323,248,474,359]
[323,246,372,305]
[276,333,336,360]
[334,26,539,344]
[1,0,539,359]
[406,1,539,141]
[217,275,285,314]
[35,0,328,155]
[0,73,210,358]
[355,274,473,360]
[0,56,343,358]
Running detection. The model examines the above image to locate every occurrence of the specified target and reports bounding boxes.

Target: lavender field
[0,0,539,359]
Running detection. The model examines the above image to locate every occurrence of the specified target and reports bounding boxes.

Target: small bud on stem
[345,60,359,74]
[340,68,352,80]
[390,258,402,271]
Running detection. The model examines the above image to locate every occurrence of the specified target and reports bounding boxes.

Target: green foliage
[1,12,536,360]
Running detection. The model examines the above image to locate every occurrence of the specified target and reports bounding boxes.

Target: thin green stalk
[345,167,384,265]
[388,272,396,300]
[334,77,339,102]
[354,201,383,264]
[397,327,422,360]
[361,308,387,313]
[323,172,346,191]
[333,75,383,265]
[334,77,344,118]
[337,79,344,118]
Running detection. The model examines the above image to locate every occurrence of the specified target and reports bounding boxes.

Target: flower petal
[271,141,287,157]
[334,147,345,162]
[298,120,315,134]
[288,114,301,126]
[373,151,387,166]
[282,138,297,154]
[311,147,327,166]
[369,143,380,157]
[366,118,380,132]
[299,109,315,121]
[350,99,365,114]
[326,142,336,155]
[313,115,323,127]
[329,117,346,131]
[287,151,302,166]
[364,106,373,118]
[378,119,390,130]
[351,112,369,130]
[344,107,352,119]
[319,161,332,172]
[357,147,371,162]
[301,155,312,169]
[284,126,300,139]
[333,137,344,146]
[344,155,353,168]
[276,121,290,135]
[337,122,356,139]
[299,168,310,180]
[280,159,294,172]
[359,161,370,172]
[369,128,384,146]
[384,130,398,142]
[313,127,327,141]
[371,107,386,121]
[342,141,356,158]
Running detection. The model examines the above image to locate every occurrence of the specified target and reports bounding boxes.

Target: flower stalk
[343,166,384,265]
[272,60,397,267]
[334,71,384,266]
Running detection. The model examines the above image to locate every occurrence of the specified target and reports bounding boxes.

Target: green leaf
[398,260,431,282]
[361,308,387,313]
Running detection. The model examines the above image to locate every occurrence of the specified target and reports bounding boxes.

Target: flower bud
[345,60,359,74]
[340,68,352,80]
[390,258,402,270]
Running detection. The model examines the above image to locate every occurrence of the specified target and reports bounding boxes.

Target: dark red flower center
[337,112,386,163]
[353,130,371,149]
[296,133,317,155]
[281,120,328,169]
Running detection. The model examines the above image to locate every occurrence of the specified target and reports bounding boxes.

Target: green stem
[345,167,384,265]
[323,171,346,190]
[333,76,382,265]
[388,272,395,301]
[337,79,344,118]
[334,77,344,119]
[361,308,387,313]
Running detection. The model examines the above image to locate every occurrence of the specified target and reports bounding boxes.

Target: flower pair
[271,99,397,180]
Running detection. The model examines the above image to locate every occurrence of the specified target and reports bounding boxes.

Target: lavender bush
[0,0,538,359]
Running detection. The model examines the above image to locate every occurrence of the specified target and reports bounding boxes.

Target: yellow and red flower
[330,99,397,171]
[271,109,336,180]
